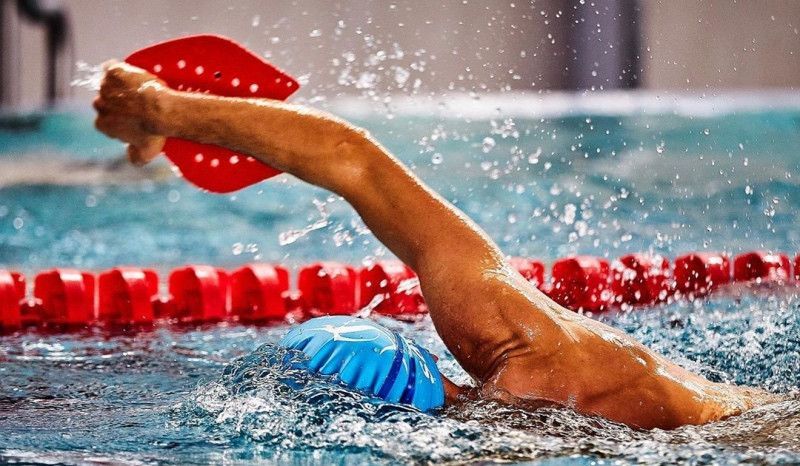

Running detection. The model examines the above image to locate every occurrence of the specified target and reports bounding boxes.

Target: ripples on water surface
[1,95,800,464]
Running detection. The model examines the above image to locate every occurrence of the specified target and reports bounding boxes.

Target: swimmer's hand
[93,61,167,166]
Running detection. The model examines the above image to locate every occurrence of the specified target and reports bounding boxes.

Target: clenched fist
[93,61,168,165]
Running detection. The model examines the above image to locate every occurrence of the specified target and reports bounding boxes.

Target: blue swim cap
[278,316,445,412]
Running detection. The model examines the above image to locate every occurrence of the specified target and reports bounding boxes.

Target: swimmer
[93,61,773,430]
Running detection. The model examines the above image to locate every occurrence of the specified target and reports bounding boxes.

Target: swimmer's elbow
[332,126,375,162]
[328,125,389,185]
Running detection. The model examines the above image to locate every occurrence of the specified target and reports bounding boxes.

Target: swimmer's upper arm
[341,142,508,275]
[413,262,569,379]
[337,146,549,350]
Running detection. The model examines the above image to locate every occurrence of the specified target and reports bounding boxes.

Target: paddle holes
[229,156,240,165]
[153,64,163,73]
[194,153,204,162]
[177,59,186,69]
[231,78,240,87]
[214,71,222,80]
[210,159,220,168]
[195,66,204,75]
[249,83,259,93]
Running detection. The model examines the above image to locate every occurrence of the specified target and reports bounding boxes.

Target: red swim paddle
[126,34,300,193]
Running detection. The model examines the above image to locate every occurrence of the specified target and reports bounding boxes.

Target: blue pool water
[1,93,799,464]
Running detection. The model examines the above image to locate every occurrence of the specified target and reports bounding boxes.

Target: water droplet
[482,137,496,153]
[563,204,576,225]
[528,147,542,164]
[394,67,410,86]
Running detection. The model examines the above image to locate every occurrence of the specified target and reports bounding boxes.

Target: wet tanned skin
[93,62,772,430]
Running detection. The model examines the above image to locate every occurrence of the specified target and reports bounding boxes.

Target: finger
[138,135,166,161]
[92,96,107,113]
[101,63,129,90]
[126,144,146,166]
[126,143,160,166]
[95,115,138,142]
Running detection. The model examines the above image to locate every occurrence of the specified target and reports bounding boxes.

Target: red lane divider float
[230,264,290,322]
[98,267,159,326]
[674,253,731,296]
[1,250,798,333]
[795,255,800,281]
[0,271,24,329]
[733,251,791,283]
[34,269,95,327]
[168,266,230,323]
[360,261,426,316]
[549,256,612,313]
[11,272,24,301]
[611,254,672,306]
[298,262,359,316]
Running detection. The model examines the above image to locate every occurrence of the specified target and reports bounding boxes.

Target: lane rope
[0,250,795,331]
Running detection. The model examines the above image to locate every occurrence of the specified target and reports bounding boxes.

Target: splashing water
[278,198,331,245]
[71,61,105,91]
[170,298,800,464]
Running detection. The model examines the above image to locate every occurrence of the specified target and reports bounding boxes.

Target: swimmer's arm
[96,63,564,374]
[150,88,572,374]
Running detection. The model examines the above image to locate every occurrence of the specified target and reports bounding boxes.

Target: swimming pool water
[1,93,799,464]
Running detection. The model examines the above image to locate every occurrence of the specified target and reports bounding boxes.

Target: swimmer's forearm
[154,89,371,193]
